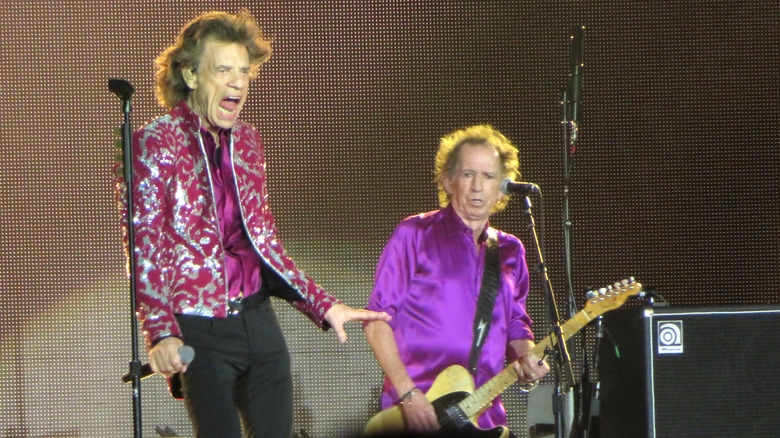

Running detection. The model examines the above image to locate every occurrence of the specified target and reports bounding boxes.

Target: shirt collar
[175,101,232,141]
[441,204,490,244]
[173,101,201,133]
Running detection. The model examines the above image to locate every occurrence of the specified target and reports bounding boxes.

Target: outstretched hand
[324,303,391,343]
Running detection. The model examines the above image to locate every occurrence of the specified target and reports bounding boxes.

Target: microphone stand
[108,78,143,438]
[563,26,584,327]
[584,316,604,437]
[562,26,586,437]
[520,194,575,438]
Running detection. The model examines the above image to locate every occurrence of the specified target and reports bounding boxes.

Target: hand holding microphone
[122,340,195,383]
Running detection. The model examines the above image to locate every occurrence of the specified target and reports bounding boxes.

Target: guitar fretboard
[457,281,641,419]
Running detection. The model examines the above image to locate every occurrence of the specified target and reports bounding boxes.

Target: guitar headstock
[582,278,643,319]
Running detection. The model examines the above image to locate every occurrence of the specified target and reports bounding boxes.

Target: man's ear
[182,67,197,90]
[442,176,452,196]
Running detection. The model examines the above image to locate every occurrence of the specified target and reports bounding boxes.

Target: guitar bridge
[441,404,470,429]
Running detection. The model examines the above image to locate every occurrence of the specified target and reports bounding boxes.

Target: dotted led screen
[1,1,777,437]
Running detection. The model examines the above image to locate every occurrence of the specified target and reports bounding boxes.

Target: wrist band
[398,387,421,405]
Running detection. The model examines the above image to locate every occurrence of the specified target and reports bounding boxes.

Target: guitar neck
[457,310,594,419]
[455,279,641,420]
[531,310,593,357]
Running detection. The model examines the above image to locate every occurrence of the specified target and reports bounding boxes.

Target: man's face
[185,39,250,136]
[444,143,505,228]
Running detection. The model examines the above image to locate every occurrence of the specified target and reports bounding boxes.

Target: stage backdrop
[1,1,777,437]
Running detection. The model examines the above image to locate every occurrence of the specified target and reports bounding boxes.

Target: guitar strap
[468,229,500,376]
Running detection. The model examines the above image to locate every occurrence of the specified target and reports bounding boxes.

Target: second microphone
[500,179,541,196]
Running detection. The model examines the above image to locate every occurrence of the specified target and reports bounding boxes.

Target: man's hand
[513,352,550,384]
[149,336,189,376]
[364,320,437,431]
[400,389,439,432]
[324,304,391,343]
[509,339,550,383]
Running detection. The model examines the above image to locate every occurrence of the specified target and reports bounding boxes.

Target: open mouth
[218,96,241,118]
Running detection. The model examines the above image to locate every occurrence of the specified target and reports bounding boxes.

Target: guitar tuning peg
[599,287,608,295]
[621,279,630,286]
[613,282,621,289]
[586,290,597,300]
[628,276,635,283]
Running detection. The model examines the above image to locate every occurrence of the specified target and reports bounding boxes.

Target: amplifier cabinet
[598,304,780,437]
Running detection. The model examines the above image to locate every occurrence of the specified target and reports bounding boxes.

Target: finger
[408,413,423,432]
[334,324,348,343]
[149,359,161,375]
[158,358,178,375]
[409,415,426,432]
[413,398,437,430]
[170,356,184,373]
[531,358,549,374]
[152,359,173,375]
[345,310,391,322]
[514,363,534,383]
[403,407,420,431]
[409,420,425,433]
[412,411,436,432]
[513,361,528,380]
[425,409,439,430]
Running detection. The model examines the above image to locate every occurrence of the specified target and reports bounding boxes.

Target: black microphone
[566,26,585,123]
[500,178,540,196]
[108,78,135,100]
[122,345,195,383]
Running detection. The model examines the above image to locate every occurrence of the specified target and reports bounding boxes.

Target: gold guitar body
[364,364,509,437]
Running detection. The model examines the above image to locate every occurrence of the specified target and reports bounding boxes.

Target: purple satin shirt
[366,205,533,428]
[202,128,263,300]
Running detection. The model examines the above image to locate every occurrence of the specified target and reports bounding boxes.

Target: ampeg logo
[657,320,684,354]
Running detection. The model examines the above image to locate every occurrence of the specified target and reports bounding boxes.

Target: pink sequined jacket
[122,102,339,348]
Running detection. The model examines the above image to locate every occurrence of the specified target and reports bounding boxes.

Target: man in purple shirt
[125,10,390,438]
[365,125,549,435]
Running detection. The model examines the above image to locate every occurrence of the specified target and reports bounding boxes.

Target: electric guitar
[363,278,643,437]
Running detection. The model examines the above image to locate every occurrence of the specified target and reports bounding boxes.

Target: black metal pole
[562,25,585,335]
[108,78,143,438]
[520,195,575,438]
[562,26,586,438]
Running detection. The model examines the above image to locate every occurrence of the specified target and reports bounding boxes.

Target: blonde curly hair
[434,125,520,213]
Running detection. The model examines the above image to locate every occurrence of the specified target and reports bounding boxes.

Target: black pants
[176,300,292,438]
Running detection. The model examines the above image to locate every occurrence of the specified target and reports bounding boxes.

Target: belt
[228,290,269,316]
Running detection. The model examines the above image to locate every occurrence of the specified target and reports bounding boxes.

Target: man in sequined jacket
[121,10,389,437]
